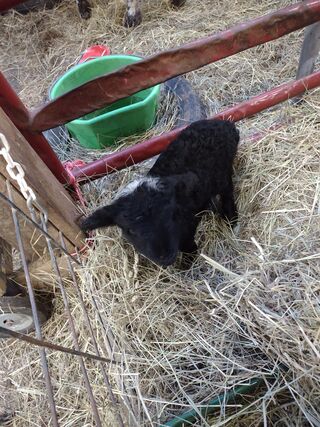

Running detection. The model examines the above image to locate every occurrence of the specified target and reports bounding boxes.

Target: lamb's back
[149,120,239,180]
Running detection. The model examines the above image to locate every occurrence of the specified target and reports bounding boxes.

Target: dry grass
[0,0,320,426]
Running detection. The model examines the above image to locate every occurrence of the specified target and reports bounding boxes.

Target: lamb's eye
[127,229,135,236]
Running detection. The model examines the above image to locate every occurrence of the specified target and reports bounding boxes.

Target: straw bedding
[0,0,319,426]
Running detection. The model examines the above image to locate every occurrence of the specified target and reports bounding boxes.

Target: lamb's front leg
[179,223,198,269]
[124,0,142,27]
[220,177,238,226]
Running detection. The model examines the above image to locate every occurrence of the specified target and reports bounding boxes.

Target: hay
[0,0,320,426]
[79,103,320,425]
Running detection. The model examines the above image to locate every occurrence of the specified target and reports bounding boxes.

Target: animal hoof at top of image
[171,0,186,8]
[124,11,142,28]
[77,0,92,19]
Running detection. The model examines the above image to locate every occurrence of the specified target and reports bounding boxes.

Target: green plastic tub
[49,55,161,149]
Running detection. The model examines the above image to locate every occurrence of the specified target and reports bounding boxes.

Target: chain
[0,132,48,223]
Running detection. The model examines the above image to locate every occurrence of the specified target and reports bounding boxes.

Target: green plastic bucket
[49,55,161,149]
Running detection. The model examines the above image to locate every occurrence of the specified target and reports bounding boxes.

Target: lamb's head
[80,177,182,267]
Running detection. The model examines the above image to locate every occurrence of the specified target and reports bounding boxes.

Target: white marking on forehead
[116,177,160,199]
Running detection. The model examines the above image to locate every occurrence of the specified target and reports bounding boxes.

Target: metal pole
[0,73,69,186]
[60,233,126,427]
[42,219,103,427]
[296,22,320,80]
[293,21,320,103]
[72,69,320,183]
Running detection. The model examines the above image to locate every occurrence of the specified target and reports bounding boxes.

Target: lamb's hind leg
[124,0,142,27]
[219,177,238,226]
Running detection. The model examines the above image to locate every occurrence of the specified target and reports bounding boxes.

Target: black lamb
[80,119,240,267]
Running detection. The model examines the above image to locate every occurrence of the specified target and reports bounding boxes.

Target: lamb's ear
[80,205,116,231]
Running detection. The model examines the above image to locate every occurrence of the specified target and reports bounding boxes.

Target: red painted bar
[0,0,27,12]
[0,73,70,185]
[73,70,320,183]
[29,0,320,132]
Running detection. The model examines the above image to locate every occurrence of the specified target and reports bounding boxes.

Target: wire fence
[0,180,136,426]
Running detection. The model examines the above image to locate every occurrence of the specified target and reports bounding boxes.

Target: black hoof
[124,11,142,27]
[171,0,186,8]
[78,0,91,19]
[179,252,197,271]
[80,9,91,19]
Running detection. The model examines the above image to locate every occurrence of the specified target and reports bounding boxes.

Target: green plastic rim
[49,55,161,148]
[49,55,160,126]
[162,378,263,427]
